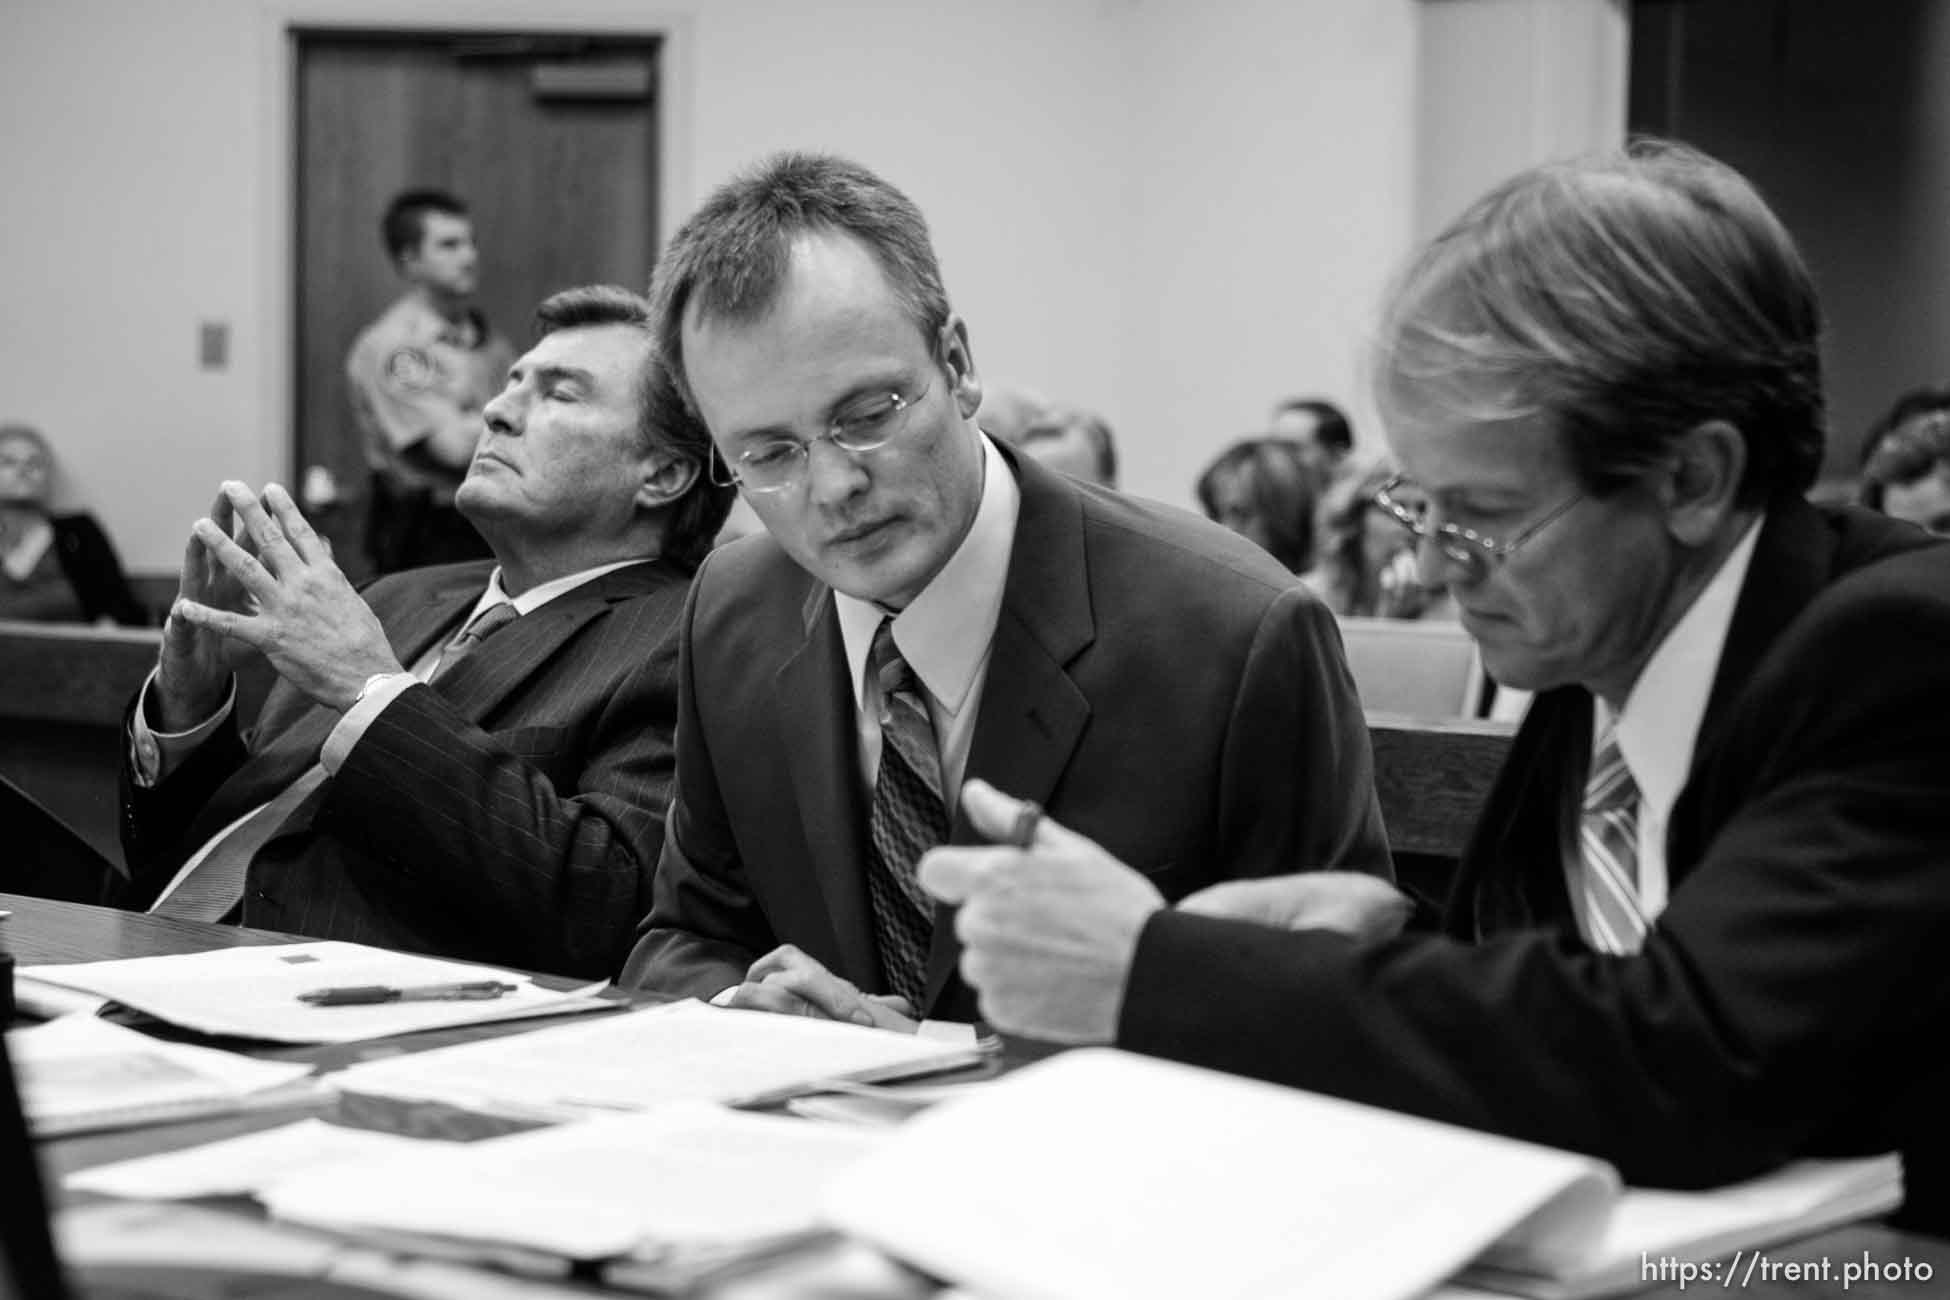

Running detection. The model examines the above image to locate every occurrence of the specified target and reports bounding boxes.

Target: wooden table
[5,894,1945,1299]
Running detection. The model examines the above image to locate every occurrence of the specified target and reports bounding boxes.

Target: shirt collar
[465,557,646,623]
[836,434,1020,717]
[1609,515,1765,823]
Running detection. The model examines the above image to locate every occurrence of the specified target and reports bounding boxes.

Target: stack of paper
[20,941,611,1044]
[66,1118,433,1200]
[8,1017,327,1137]
[822,1049,1903,1300]
[330,998,987,1121]
[258,1103,883,1285]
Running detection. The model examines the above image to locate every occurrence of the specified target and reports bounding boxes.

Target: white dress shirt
[1601,516,1764,923]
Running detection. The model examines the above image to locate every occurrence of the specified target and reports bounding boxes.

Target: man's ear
[938,315,983,421]
[1664,419,1747,546]
[635,453,701,511]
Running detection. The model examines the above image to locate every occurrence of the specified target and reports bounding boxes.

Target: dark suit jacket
[1121,499,1950,1232]
[52,513,146,627]
[622,446,1391,1019]
[112,558,688,978]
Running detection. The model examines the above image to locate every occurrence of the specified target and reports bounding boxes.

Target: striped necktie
[1578,714,1647,954]
[864,619,949,1008]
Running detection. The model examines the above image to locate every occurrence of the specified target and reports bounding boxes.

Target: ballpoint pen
[1007,799,1043,849]
[296,980,518,1006]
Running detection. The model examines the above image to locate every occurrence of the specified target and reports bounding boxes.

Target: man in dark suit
[926,142,1950,1232]
[112,286,734,979]
[620,152,1389,1028]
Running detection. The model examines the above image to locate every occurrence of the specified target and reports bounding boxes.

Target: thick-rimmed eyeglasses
[1369,474,1583,584]
[712,381,932,493]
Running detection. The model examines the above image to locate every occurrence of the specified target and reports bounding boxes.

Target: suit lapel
[429,563,663,717]
[1451,686,1589,939]
[775,584,881,988]
[1669,499,1839,884]
[921,451,1096,1008]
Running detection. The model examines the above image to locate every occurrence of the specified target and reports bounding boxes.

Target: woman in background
[1195,436,1320,573]
[0,422,145,625]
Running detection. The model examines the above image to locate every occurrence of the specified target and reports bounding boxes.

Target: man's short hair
[1021,407,1119,485]
[648,152,952,413]
[1272,397,1353,458]
[1195,436,1319,573]
[1859,385,1950,509]
[382,188,469,265]
[1375,139,1825,507]
[532,285,736,569]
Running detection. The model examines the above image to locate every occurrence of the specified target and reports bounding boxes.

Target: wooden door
[294,31,661,577]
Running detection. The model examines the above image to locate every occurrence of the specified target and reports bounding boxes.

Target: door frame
[256,0,695,485]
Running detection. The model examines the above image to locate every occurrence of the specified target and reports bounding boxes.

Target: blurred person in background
[1270,395,1355,477]
[1858,385,1950,535]
[1314,461,1453,620]
[974,380,1049,446]
[1195,436,1319,573]
[1018,406,1118,487]
[0,422,144,625]
[347,188,515,575]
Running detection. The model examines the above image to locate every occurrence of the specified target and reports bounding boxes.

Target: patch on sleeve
[383,347,437,392]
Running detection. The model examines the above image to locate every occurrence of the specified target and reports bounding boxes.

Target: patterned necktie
[864,619,949,1008]
[432,600,519,681]
[1578,714,1647,954]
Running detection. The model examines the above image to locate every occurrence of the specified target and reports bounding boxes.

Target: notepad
[7,1016,327,1137]
[822,1049,1902,1300]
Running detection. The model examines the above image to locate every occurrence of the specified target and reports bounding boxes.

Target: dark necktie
[152,599,520,921]
[431,600,519,681]
[864,619,949,1007]
[1577,715,1646,953]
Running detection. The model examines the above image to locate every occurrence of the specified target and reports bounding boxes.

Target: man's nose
[482,389,519,435]
[803,436,869,506]
[1413,532,1463,590]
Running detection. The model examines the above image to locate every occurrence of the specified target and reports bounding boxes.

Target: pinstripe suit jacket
[112,558,688,978]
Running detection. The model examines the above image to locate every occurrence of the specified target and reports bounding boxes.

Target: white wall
[0,0,1421,569]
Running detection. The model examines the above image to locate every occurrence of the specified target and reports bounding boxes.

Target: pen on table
[297,980,518,1006]
[1007,799,1043,849]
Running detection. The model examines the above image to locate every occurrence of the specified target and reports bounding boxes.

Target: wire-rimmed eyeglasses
[711,381,933,493]
[1369,474,1584,583]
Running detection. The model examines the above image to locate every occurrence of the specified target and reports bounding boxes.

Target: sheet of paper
[65,1117,435,1200]
[22,941,612,1043]
[1462,1155,1904,1299]
[263,1102,884,1260]
[7,1015,323,1136]
[824,1048,1619,1300]
[332,998,983,1120]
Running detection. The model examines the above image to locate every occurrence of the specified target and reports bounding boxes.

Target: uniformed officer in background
[345,189,514,574]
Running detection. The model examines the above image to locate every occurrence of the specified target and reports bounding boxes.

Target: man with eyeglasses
[619,151,1390,1030]
[924,142,1950,1232]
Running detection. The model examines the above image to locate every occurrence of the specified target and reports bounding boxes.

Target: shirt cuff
[320,672,420,774]
[130,669,235,788]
